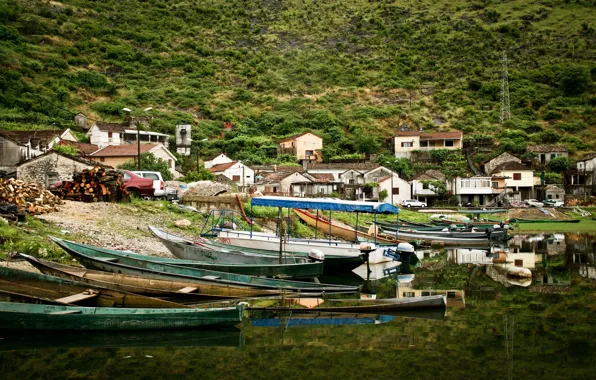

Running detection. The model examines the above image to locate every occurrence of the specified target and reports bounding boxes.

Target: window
[422,182,429,189]
[445,140,454,147]
[401,142,413,148]
[319,188,325,194]
[551,153,556,159]
[100,157,105,162]
[513,173,521,180]
[349,179,355,185]
[447,292,456,299]
[555,194,560,199]
[108,132,113,138]
[232,175,240,181]
[420,141,428,147]
[515,259,523,267]
[305,150,313,157]
[123,172,130,180]
[403,292,415,298]
[421,291,431,296]
[46,172,59,188]
[392,187,399,195]
[145,174,159,180]
[492,181,499,189]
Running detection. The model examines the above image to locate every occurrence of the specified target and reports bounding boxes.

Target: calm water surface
[1,233,595,379]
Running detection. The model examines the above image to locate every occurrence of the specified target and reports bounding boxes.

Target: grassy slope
[0,0,595,165]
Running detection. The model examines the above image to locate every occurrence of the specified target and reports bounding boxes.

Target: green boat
[0,302,243,330]
[51,237,359,294]
[509,218,581,223]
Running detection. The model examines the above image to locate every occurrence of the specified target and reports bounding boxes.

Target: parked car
[122,170,155,198]
[131,171,166,198]
[543,199,564,207]
[526,199,544,208]
[401,199,427,208]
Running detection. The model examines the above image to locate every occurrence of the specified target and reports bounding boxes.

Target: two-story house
[87,121,169,149]
[394,131,463,159]
[89,143,178,177]
[570,153,596,196]
[454,176,506,206]
[278,132,323,163]
[340,166,411,203]
[527,144,568,167]
[490,162,534,202]
[208,161,255,187]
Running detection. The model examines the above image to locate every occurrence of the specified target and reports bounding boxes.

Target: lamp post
[122,107,152,170]
[196,138,208,172]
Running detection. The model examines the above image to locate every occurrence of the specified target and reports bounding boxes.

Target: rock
[175,219,192,228]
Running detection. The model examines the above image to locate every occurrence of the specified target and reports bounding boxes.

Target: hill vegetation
[0,0,595,170]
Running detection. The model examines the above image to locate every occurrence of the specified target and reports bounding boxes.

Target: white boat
[217,229,394,264]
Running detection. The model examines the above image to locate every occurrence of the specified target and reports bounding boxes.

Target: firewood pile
[0,179,61,215]
[59,167,127,203]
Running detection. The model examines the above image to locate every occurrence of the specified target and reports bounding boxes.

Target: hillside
[0,0,595,167]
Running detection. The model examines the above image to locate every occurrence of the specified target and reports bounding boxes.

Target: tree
[547,156,572,172]
[379,189,388,202]
[180,168,215,182]
[422,180,448,199]
[559,65,592,96]
[117,153,173,181]
[376,153,414,178]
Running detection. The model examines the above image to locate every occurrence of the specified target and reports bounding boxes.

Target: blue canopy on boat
[250,196,400,214]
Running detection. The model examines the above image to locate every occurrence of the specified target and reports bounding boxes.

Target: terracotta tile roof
[490,161,532,173]
[58,140,99,155]
[209,161,238,173]
[310,173,335,182]
[260,171,296,182]
[90,143,159,157]
[309,162,379,171]
[278,132,322,143]
[527,144,568,153]
[17,150,112,168]
[93,121,125,133]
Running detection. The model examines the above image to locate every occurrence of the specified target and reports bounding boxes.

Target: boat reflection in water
[0,328,244,352]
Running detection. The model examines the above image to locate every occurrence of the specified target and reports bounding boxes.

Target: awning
[251,196,399,214]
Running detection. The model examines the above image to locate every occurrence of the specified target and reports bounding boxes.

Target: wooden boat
[380,230,492,246]
[50,237,359,293]
[293,208,400,244]
[0,302,243,330]
[21,254,282,301]
[247,295,446,314]
[0,266,190,309]
[197,239,366,274]
[509,218,581,224]
[65,235,323,279]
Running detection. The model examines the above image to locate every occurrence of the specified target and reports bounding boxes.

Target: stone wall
[17,152,93,187]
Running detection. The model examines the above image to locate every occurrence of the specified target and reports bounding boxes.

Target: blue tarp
[251,196,400,214]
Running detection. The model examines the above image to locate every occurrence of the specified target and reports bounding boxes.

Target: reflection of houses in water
[509,233,566,256]
[396,276,465,308]
[447,248,493,265]
[545,234,566,255]
[414,249,444,262]
[565,234,596,275]
[580,265,596,280]
[492,246,539,269]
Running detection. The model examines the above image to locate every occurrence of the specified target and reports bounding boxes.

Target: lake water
[1,233,595,379]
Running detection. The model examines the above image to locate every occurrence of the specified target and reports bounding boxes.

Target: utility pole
[122,107,152,171]
[500,51,511,125]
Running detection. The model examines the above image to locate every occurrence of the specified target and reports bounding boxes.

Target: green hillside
[0,0,595,167]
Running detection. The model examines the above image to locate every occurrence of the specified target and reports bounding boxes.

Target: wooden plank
[49,310,83,315]
[177,286,198,294]
[55,291,98,304]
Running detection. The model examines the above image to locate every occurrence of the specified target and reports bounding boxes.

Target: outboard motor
[397,242,415,255]
[448,223,458,232]
[359,242,377,254]
[307,249,325,262]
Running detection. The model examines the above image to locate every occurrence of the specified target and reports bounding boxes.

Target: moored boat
[0,302,243,330]
[50,237,360,293]
[509,218,581,223]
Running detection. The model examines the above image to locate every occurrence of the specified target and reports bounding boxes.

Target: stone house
[278,132,323,163]
[527,145,568,167]
[208,161,255,186]
[16,151,109,187]
[56,140,99,156]
[483,152,521,175]
[0,129,78,173]
[89,143,178,177]
[394,131,463,159]
[544,184,565,201]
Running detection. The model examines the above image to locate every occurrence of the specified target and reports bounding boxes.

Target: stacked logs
[0,179,61,215]
[59,167,127,202]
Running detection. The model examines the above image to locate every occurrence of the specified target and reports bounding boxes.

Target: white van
[131,171,165,197]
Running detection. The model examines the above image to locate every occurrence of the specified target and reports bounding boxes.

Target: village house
[278,132,323,163]
[208,161,254,187]
[306,162,379,181]
[203,153,233,169]
[0,129,78,173]
[410,169,450,206]
[454,176,506,206]
[526,144,569,167]
[88,143,178,177]
[252,171,314,196]
[16,150,110,187]
[489,161,535,202]
[86,121,169,149]
[570,153,596,196]
[394,131,463,159]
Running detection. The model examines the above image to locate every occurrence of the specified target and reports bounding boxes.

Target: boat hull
[0,302,242,331]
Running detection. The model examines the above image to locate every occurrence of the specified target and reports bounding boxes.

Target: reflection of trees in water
[504,314,515,380]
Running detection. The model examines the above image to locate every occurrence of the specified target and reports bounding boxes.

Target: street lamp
[122,107,153,170]
[196,138,209,172]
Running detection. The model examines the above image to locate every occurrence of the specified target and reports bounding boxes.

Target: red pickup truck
[122,170,155,198]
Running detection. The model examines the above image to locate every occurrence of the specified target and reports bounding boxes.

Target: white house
[87,121,169,149]
[410,169,449,206]
[253,171,313,196]
[454,176,506,206]
[571,153,596,196]
[490,162,534,202]
[204,153,233,169]
[394,131,463,159]
[306,162,380,181]
[208,161,254,186]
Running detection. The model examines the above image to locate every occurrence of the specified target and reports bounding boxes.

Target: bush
[559,65,592,96]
